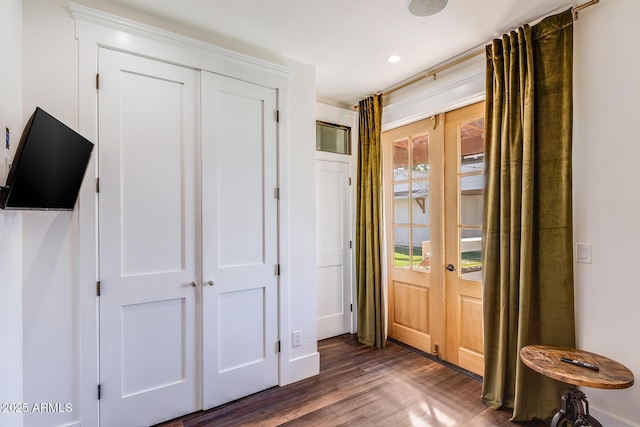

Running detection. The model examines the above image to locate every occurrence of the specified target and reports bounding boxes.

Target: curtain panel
[481,9,576,421]
[356,94,386,349]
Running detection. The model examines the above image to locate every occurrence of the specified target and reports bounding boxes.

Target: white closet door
[316,158,352,339]
[98,48,199,427]
[201,71,279,409]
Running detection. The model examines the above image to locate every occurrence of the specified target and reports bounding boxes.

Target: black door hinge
[98,384,101,400]
[350,304,353,312]
[96,74,99,90]
[96,177,100,193]
[276,341,281,353]
[96,281,101,297]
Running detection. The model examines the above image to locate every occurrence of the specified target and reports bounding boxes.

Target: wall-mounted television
[0,107,94,210]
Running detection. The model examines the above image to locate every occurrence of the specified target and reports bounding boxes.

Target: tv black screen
[0,107,94,210]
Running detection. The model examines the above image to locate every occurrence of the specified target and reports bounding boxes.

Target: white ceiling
[106,0,577,107]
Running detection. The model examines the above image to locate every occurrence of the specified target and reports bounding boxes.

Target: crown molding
[68,2,294,79]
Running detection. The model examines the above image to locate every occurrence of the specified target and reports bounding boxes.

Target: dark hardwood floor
[156,334,547,427]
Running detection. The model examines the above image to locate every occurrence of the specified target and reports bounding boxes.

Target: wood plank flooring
[155,334,547,427]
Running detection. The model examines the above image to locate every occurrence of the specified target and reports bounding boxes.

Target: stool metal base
[550,385,601,427]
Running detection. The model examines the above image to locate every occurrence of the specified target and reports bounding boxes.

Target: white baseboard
[590,407,639,427]
[288,351,320,384]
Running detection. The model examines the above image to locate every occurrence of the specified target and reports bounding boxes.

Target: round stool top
[520,345,634,390]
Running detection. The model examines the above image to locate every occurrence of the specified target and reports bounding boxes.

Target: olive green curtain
[355,94,386,349]
[481,9,575,421]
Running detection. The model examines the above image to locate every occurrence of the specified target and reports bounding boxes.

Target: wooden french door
[384,102,485,375]
[384,116,444,354]
[443,102,485,375]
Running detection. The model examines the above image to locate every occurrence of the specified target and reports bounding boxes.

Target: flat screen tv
[0,107,94,210]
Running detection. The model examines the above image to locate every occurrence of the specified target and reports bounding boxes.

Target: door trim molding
[73,6,293,425]
[382,59,484,132]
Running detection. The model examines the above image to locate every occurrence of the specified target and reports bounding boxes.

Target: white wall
[21,212,80,427]
[21,1,82,425]
[0,1,23,427]
[282,52,319,382]
[20,0,317,425]
[573,0,640,424]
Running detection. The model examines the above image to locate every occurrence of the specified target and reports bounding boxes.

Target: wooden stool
[520,345,634,426]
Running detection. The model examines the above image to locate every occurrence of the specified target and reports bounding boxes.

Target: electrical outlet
[292,330,302,347]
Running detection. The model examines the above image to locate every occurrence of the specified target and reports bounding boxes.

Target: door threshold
[387,338,483,382]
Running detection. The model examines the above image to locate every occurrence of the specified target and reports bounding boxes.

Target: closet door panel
[201,71,279,409]
[215,89,266,266]
[98,48,199,427]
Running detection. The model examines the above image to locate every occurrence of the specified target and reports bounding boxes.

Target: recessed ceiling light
[407,0,448,17]
[387,55,401,64]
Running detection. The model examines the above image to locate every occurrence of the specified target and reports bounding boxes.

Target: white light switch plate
[576,243,592,264]
[292,330,301,347]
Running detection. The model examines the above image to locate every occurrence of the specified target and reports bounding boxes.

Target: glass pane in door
[393,183,410,224]
[460,118,484,173]
[460,175,482,226]
[393,139,409,181]
[394,226,411,269]
[460,228,482,281]
[413,227,430,272]
[411,133,430,178]
[458,117,484,283]
[411,181,430,225]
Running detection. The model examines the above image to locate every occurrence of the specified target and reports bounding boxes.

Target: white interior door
[316,157,352,339]
[201,71,279,409]
[98,49,199,426]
